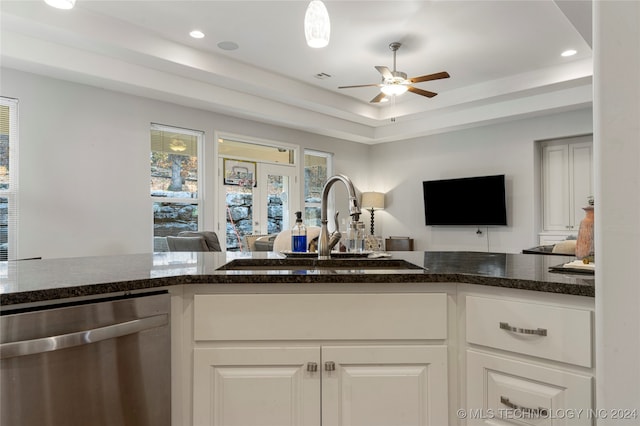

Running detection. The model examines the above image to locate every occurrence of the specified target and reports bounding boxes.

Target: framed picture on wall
[223,158,257,187]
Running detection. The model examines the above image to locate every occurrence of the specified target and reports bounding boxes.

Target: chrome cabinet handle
[500,396,548,417]
[499,321,547,336]
[324,361,336,372]
[0,314,168,359]
[306,362,318,372]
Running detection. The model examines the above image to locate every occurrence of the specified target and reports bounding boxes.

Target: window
[0,97,18,261]
[304,150,332,227]
[150,124,203,249]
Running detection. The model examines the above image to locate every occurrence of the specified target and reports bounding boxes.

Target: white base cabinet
[173,285,594,426]
[191,292,450,426]
[194,345,448,426]
[461,289,595,426]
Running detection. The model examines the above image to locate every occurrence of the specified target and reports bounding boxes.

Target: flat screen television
[423,174,507,226]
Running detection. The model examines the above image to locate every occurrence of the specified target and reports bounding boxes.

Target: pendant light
[304,1,330,48]
[44,0,76,9]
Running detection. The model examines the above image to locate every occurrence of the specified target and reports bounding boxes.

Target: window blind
[0,97,18,261]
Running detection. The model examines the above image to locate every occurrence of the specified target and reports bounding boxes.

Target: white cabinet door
[193,346,321,426]
[542,143,571,231]
[322,345,448,426]
[569,142,594,228]
[541,136,593,233]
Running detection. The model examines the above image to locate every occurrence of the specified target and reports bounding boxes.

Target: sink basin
[217,258,424,271]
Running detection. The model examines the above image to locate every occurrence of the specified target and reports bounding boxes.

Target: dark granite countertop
[0,251,595,306]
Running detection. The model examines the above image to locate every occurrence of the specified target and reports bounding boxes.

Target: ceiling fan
[338,42,450,103]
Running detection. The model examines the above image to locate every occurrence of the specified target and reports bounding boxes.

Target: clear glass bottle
[356,221,366,252]
[346,222,360,253]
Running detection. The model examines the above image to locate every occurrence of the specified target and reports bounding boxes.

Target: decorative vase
[575,198,594,260]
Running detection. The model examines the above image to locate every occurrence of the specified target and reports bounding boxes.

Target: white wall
[3,67,594,259]
[593,0,640,419]
[370,109,593,253]
[2,69,370,259]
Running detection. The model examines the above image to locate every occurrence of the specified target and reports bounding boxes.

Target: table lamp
[360,192,385,235]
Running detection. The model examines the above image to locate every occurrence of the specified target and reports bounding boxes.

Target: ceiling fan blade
[375,66,393,80]
[408,86,438,98]
[369,92,388,103]
[408,71,450,84]
[338,83,382,89]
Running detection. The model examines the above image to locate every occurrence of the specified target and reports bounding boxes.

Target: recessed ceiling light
[561,49,577,57]
[217,41,239,51]
[190,30,205,39]
[44,0,76,9]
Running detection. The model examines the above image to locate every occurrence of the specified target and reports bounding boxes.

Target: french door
[219,159,298,251]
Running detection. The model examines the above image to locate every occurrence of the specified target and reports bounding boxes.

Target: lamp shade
[304,1,330,48]
[361,192,385,210]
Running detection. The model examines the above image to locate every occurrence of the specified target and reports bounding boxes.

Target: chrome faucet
[318,174,361,259]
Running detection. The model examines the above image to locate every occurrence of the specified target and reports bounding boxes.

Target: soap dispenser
[291,211,307,252]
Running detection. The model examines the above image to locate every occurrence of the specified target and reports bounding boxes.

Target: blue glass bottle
[291,211,307,252]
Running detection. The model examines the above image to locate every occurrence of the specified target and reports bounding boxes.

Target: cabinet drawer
[467,350,592,425]
[466,296,592,367]
[194,293,447,341]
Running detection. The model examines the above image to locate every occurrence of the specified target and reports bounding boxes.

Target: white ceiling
[0,0,593,144]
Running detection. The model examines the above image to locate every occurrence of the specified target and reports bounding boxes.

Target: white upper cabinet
[541,135,593,233]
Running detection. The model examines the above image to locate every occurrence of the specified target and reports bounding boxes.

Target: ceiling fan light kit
[339,42,450,103]
[380,80,409,96]
[304,1,330,48]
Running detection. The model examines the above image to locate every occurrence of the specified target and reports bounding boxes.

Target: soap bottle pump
[291,211,307,252]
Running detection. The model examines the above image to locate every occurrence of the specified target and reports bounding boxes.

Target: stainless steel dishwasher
[0,291,170,426]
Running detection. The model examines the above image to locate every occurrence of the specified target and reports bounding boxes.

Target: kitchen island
[1,250,594,306]
[1,251,596,426]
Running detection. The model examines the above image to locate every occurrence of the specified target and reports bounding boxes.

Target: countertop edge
[0,271,594,306]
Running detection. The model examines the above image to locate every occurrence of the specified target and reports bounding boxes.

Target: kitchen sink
[216,258,425,271]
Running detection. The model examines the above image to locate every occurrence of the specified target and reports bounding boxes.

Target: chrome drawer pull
[499,321,547,336]
[500,396,548,417]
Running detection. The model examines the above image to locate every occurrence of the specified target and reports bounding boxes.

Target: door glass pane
[267,174,289,234]
[225,185,254,251]
[223,168,292,251]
